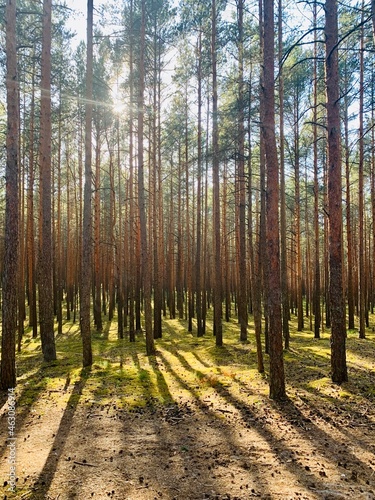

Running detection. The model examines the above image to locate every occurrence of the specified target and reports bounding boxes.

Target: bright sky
[64,0,86,42]
[64,0,109,46]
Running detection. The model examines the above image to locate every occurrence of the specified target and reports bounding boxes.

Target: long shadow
[101,318,112,340]
[204,328,375,408]
[93,335,125,364]
[31,368,91,499]
[162,322,375,495]
[283,345,375,403]
[191,351,211,368]
[149,357,174,404]
[205,332,375,473]
[205,332,375,464]
[130,350,141,370]
[274,397,375,488]
[152,352,208,414]
[162,344,375,496]
[53,320,84,341]
[156,349,273,498]
[129,351,167,407]
[169,321,375,409]
[0,358,63,462]
[117,357,196,499]
[303,396,375,457]
[0,390,8,412]
[202,337,260,369]
[208,366,375,496]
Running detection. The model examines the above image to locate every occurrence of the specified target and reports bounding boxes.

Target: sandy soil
[1,370,375,500]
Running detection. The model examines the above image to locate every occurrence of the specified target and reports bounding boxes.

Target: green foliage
[11,310,375,414]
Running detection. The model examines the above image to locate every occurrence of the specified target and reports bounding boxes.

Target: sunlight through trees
[1,0,375,399]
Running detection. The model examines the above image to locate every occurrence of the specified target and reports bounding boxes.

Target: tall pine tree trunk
[237,0,248,341]
[152,23,163,340]
[294,95,304,332]
[278,0,290,347]
[39,0,56,362]
[212,0,223,346]
[313,0,321,338]
[259,0,269,355]
[80,0,94,367]
[18,97,25,352]
[358,10,366,339]
[128,0,136,340]
[325,0,347,383]
[138,0,155,356]
[27,62,38,338]
[93,135,102,331]
[1,0,19,389]
[262,0,286,400]
[196,32,204,337]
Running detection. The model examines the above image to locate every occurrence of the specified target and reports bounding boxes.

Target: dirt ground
[1,324,375,500]
[1,373,375,499]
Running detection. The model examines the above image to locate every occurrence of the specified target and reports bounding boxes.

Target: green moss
[138,368,149,382]
[306,377,332,391]
[339,389,352,399]
[4,309,375,418]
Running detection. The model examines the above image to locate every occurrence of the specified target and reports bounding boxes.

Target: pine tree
[1,0,19,389]
[325,0,348,384]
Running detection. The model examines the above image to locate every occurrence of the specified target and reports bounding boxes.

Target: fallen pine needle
[73,461,98,467]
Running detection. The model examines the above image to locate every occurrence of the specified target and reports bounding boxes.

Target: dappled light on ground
[0,315,375,499]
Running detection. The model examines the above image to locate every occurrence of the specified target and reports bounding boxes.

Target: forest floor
[1,313,375,500]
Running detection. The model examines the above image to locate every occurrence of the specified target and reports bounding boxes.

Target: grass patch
[2,309,375,414]
[1,309,375,500]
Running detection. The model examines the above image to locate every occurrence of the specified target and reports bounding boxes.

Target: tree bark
[196,31,204,337]
[55,93,63,338]
[278,0,290,347]
[93,131,103,331]
[27,61,38,339]
[212,0,223,346]
[313,0,321,339]
[39,0,56,362]
[325,0,348,383]
[236,0,248,341]
[80,0,94,367]
[262,0,286,400]
[138,0,155,356]
[18,95,25,352]
[128,0,136,341]
[259,0,269,355]
[1,0,19,389]
[152,19,163,340]
[358,8,366,339]
[294,91,304,332]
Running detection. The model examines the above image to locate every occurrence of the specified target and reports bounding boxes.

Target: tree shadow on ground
[160,339,375,497]
[149,356,174,403]
[154,349,274,498]
[0,390,8,412]
[191,350,211,368]
[283,342,375,404]
[31,368,91,499]
[0,357,69,463]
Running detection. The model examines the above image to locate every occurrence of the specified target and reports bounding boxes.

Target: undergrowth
[9,309,375,413]
[0,310,375,500]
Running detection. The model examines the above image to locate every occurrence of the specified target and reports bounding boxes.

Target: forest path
[1,320,375,499]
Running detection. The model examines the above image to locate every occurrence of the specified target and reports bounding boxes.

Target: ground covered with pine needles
[1,312,375,499]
